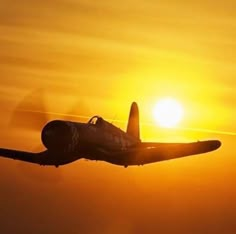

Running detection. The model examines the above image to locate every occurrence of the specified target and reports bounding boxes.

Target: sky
[0,0,236,233]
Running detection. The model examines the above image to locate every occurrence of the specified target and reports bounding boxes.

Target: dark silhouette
[0,102,221,167]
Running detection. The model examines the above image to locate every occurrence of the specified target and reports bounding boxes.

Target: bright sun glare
[153,98,184,128]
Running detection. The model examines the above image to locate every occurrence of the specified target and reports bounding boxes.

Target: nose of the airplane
[41,120,72,151]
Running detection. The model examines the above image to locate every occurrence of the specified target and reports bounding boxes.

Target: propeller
[66,99,91,122]
[10,88,49,133]
[8,88,91,183]
[10,88,92,132]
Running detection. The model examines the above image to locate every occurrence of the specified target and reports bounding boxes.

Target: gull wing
[0,148,48,165]
[123,140,221,165]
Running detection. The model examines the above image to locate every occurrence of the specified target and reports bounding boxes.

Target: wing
[123,140,221,165]
[0,148,48,165]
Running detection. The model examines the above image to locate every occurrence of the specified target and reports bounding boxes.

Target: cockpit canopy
[88,116,103,126]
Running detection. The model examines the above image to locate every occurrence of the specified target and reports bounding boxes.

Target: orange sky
[0,0,236,233]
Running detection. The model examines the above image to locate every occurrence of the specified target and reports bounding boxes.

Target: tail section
[126,102,140,140]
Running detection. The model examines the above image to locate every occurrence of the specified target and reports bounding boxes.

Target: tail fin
[126,102,140,139]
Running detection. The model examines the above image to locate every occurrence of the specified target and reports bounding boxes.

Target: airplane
[0,102,221,167]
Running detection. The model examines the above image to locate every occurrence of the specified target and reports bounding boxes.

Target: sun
[153,98,184,128]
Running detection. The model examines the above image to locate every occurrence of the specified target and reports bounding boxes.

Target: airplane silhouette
[0,102,221,167]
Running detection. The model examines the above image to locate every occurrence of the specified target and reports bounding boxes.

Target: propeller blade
[64,99,91,122]
[10,89,49,132]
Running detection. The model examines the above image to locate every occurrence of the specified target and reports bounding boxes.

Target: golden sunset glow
[153,98,183,128]
[0,0,236,233]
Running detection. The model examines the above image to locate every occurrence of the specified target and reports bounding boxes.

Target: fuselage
[41,116,140,166]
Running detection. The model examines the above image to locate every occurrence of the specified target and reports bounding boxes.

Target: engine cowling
[41,120,74,152]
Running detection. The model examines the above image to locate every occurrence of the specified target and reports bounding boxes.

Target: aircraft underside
[0,139,221,167]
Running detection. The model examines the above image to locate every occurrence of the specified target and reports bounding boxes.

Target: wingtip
[209,140,222,151]
[215,140,222,149]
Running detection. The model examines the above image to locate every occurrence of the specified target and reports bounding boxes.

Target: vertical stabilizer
[126,102,140,140]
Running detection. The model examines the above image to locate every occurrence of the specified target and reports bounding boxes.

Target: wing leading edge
[122,140,221,165]
[0,148,48,165]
